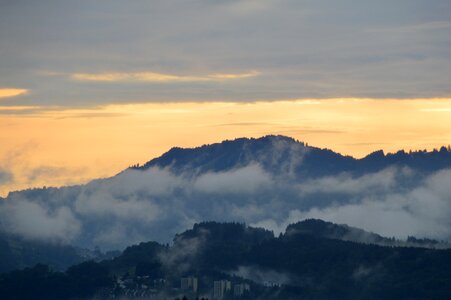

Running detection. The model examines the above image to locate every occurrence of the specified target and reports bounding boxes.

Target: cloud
[159,232,206,275]
[0,106,41,115]
[26,166,81,183]
[297,167,404,195]
[193,164,272,194]
[0,89,28,99]
[108,168,187,196]
[230,266,293,286]
[1,163,450,249]
[1,1,450,106]
[91,224,150,248]
[256,168,451,240]
[74,192,161,223]
[0,197,81,243]
[0,142,97,196]
[352,264,381,281]
[71,71,259,83]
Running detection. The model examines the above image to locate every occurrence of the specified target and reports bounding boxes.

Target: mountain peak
[362,149,385,160]
[129,135,451,179]
[137,135,312,175]
[253,134,299,143]
[164,135,303,156]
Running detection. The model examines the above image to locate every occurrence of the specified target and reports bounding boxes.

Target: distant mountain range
[1,135,451,250]
[1,220,450,300]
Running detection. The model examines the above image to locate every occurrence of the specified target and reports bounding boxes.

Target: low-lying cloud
[0,164,450,249]
[255,168,451,240]
[231,266,294,287]
[193,164,271,194]
[0,197,80,243]
[297,167,404,195]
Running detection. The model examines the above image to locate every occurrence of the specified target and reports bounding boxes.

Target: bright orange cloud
[0,88,28,99]
[71,71,259,82]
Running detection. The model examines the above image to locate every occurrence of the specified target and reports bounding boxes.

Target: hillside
[0,220,450,300]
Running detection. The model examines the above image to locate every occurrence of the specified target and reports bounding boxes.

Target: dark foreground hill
[0,220,450,300]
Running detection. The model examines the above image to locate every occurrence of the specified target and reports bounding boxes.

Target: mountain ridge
[5,135,451,197]
[1,135,451,250]
[132,135,451,177]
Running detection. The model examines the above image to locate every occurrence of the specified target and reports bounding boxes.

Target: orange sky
[1,98,451,196]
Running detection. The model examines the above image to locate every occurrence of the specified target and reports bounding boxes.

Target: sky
[1,0,451,196]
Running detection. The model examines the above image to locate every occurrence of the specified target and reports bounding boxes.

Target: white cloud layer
[0,198,80,243]
[1,164,450,249]
[193,164,271,194]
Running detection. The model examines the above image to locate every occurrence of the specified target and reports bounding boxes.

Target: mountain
[1,135,451,250]
[137,135,451,177]
[1,220,450,300]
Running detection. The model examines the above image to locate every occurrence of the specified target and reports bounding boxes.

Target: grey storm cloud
[0,163,451,250]
[0,0,450,107]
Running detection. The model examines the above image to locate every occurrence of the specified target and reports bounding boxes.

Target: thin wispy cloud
[71,71,259,83]
[0,89,28,99]
[0,106,39,111]
[420,108,451,112]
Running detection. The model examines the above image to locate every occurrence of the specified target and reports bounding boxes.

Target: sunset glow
[1,98,450,196]
[1,2,451,295]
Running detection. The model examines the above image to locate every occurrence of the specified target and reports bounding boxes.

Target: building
[233,283,250,297]
[213,280,231,300]
[181,276,198,293]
